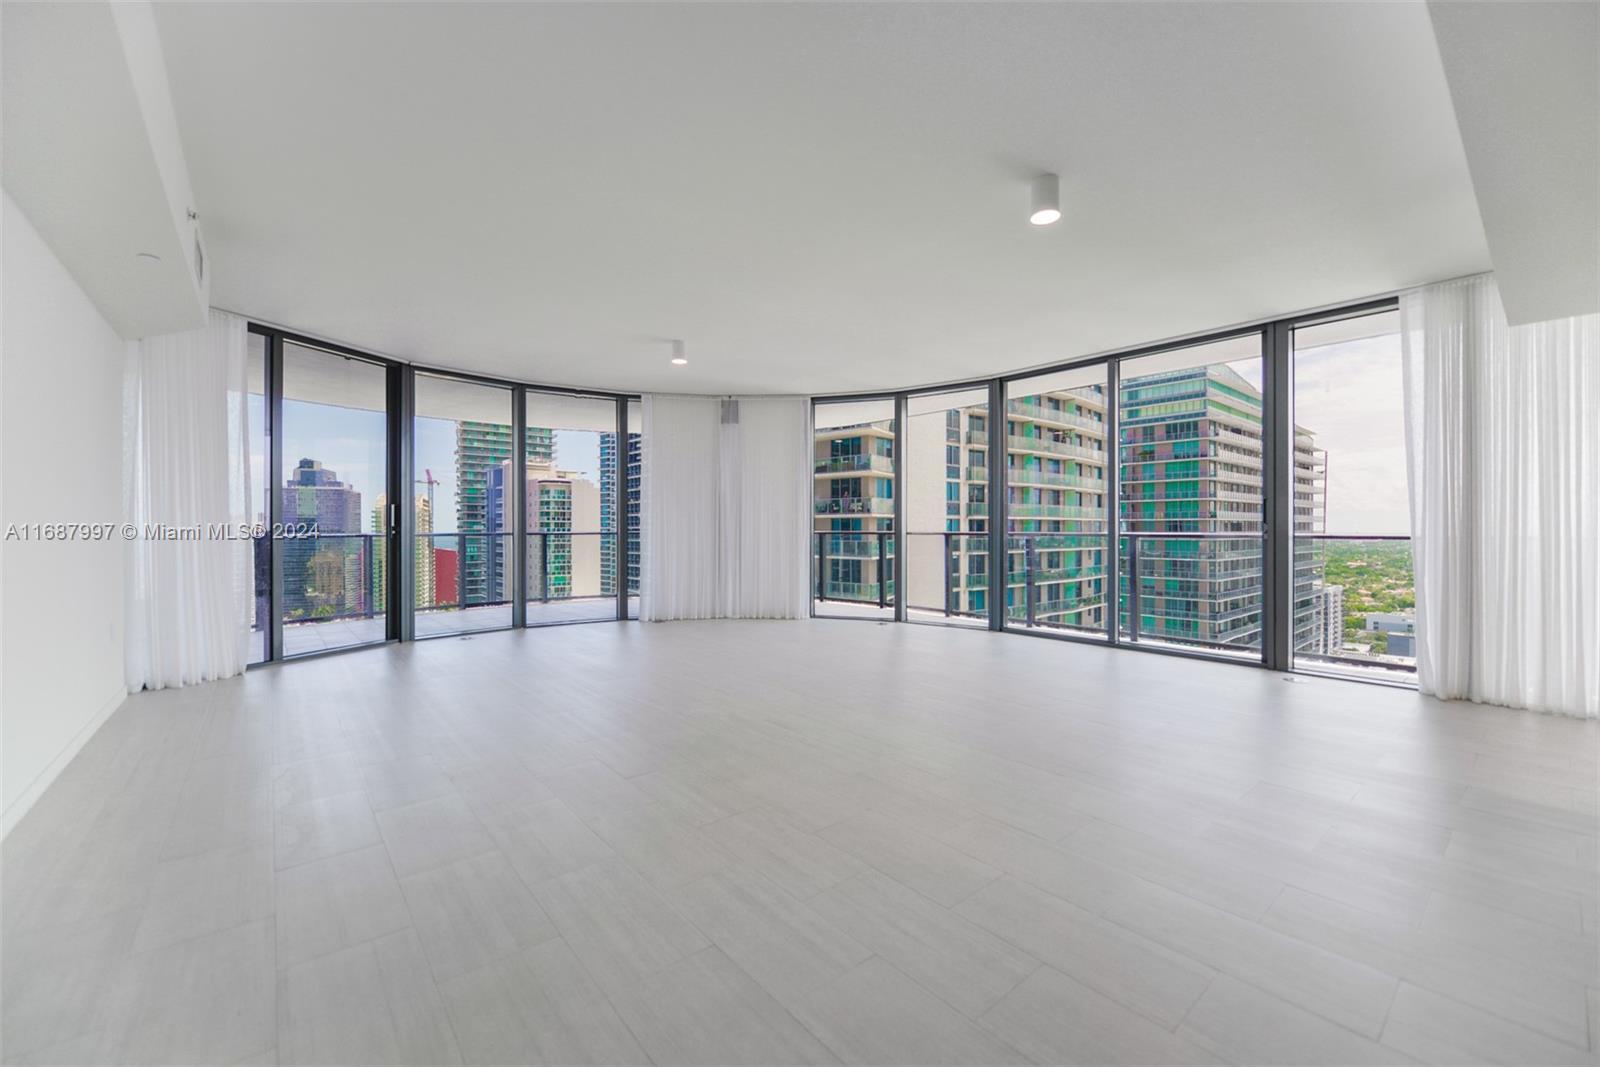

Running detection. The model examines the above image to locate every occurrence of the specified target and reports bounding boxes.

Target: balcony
[814,497,894,515]
[1006,468,1105,491]
[1292,535,1416,679]
[1006,435,1104,463]
[1005,399,1105,434]
[1007,504,1104,520]
[262,530,629,656]
[814,453,894,475]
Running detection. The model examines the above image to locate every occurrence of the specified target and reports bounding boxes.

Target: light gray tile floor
[4,619,1596,1065]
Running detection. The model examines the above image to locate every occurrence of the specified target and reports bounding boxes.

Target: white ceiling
[154,1,1490,395]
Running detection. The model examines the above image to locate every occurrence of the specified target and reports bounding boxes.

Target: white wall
[2,189,129,834]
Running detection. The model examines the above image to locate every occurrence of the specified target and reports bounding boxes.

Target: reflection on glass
[247,332,269,664]
[525,392,616,625]
[1005,365,1110,637]
[813,398,896,618]
[1291,311,1415,678]
[412,374,515,636]
[279,343,389,656]
[1118,335,1265,659]
[904,388,989,627]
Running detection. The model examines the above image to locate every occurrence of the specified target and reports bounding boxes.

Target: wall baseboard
[2,686,126,839]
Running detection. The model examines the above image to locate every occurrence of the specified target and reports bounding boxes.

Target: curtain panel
[641,395,723,621]
[123,309,254,691]
[1400,275,1598,718]
[641,394,810,621]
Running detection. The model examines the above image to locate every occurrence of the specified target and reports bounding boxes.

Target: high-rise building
[369,493,435,612]
[486,459,602,600]
[599,431,642,596]
[884,366,1326,650]
[1310,583,1345,656]
[454,421,553,604]
[1119,364,1324,651]
[900,389,1110,626]
[279,458,365,619]
[1001,389,1109,628]
[813,420,896,604]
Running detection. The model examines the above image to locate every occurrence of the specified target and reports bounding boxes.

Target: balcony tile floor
[3,620,1595,1065]
[278,599,633,657]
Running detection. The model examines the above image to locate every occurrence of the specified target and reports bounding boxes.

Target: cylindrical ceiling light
[670,340,688,365]
[1030,173,1061,226]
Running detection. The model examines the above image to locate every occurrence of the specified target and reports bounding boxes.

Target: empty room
[2,2,1597,1065]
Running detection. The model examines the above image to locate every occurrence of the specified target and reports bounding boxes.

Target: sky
[1292,333,1410,535]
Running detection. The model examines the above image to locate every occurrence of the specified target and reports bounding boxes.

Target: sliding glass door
[1116,334,1266,661]
[903,388,989,627]
[412,373,516,636]
[279,341,391,657]
[812,397,897,620]
[1004,364,1111,638]
[246,324,639,664]
[524,392,617,625]
[1290,309,1415,679]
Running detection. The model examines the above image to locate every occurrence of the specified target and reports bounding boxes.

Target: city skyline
[249,400,605,532]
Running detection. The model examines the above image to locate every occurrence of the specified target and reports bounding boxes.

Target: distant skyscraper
[454,421,553,604]
[488,458,602,601]
[280,458,366,619]
[1119,364,1324,651]
[369,493,435,612]
[599,431,642,596]
[1311,584,1344,656]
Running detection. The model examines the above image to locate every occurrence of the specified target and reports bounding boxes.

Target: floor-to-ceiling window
[279,341,391,656]
[903,388,989,627]
[812,397,896,620]
[1004,363,1111,638]
[413,373,516,636]
[524,392,617,625]
[1117,334,1266,661]
[241,324,641,665]
[246,331,270,664]
[1290,308,1415,679]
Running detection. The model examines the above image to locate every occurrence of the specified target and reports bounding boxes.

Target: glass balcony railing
[1292,535,1416,678]
[1004,399,1105,434]
[263,529,631,650]
[807,520,1413,682]
[813,530,895,613]
[1118,529,1266,660]
[525,531,622,624]
[275,532,385,656]
[814,497,895,516]
[814,454,894,475]
[902,531,990,624]
[1006,528,1110,638]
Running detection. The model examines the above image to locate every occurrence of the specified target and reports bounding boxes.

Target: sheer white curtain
[722,397,811,619]
[1401,275,1598,718]
[124,309,254,691]
[641,393,809,621]
[642,395,722,620]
